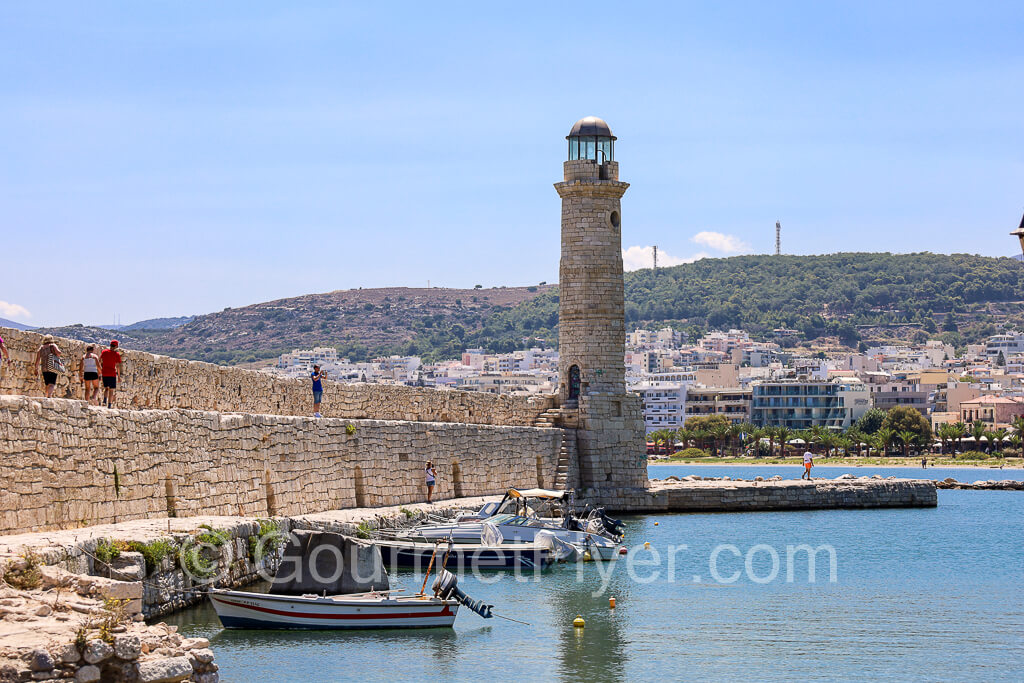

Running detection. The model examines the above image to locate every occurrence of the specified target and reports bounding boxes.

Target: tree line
[648,406,1024,459]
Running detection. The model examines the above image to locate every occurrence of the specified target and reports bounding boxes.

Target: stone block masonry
[0,327,553,426]
[580,477,937,513]
[0,394,562,535]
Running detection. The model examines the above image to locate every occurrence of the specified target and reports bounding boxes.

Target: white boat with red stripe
[209,589,460,630]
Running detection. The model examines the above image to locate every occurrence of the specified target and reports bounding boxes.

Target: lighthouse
[555,117,647,490]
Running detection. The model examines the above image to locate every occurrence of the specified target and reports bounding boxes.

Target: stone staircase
[532,408,562,428]
[554,431,577,490]
[532,408,576,491]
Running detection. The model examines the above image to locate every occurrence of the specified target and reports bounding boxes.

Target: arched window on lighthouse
[568,365,581,401]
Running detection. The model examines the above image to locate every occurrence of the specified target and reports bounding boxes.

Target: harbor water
[166,466,1024,682]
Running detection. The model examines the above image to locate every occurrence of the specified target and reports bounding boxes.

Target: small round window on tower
[609,210,621,229]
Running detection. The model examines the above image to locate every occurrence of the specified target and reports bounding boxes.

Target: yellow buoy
[573,615,585,628]
[609,597,616,608]
[654,521,659,526]
[582,550,592,562]
[644,541,650,549]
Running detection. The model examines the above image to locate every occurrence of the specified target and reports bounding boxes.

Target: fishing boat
[209,531,493,630]
[209,589,461,629]
[374,538,564,571]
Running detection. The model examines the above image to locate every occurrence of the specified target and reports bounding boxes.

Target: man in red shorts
[100,340,123,408]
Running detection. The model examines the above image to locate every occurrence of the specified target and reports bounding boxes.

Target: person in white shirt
[802,450,814,480]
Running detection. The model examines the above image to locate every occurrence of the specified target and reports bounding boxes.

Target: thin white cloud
[691,231,752,254]
[0,301,31,320]
[622,245,709,271]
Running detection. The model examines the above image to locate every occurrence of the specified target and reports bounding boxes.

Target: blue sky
[1,2,1022,327]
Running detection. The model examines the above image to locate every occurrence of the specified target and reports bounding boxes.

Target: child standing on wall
[425,461,437,503]
[311,364,324,417]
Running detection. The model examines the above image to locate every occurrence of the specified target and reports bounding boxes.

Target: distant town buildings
[269,326,1024,432]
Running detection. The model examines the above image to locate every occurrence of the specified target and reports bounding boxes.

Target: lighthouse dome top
[566,116,615,162]
[567,116,616,140]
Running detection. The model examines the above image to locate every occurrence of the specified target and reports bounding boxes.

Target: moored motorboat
[374,538,562,571]
[392,488,625,560]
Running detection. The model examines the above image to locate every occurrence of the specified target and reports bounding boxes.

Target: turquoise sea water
[167,467,1024,682]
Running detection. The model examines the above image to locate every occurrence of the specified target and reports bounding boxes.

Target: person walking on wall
[311,364,325,417]
[81,345,102,405]
[33,336,62,398]
[100,340,123,408]
[802,450,814,480]
[425,461,437,503]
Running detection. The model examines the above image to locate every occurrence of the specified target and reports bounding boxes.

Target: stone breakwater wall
[0,394,562,535]
[0,327,553,426]
[580,476,938,513]
[935,477,1024,490]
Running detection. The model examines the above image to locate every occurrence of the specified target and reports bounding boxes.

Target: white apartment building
[278,347,339,370]
[985,333,1024,360]
[634,382,687,433]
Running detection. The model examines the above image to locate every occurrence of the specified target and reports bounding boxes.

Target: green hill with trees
[28,252,1023,365]
[413,252,1024,360]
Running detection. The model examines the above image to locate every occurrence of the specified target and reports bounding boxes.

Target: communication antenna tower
[652,245,658,270]
[775,221,781,256]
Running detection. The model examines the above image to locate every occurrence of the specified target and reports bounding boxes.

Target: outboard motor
[562,513,586,532]
[432,569,493,619]
[596,509,625,538]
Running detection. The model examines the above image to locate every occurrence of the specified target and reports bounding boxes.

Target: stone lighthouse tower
[555,116,647,491]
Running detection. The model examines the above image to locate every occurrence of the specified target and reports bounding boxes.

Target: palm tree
[709,423,731,457]
[727,424,743,456]
[820,432,839,458]
[675,427,692,450]
[875,427,896,456]
[691,429,709,454]
[1011,416,1024,438]
[935,424,952,455]
[971,420,988,452]
[897,429,917,457]
[1009,433,1022,456]
[744,427,764,457]
[990,428,1008,455]
[846,428,865,457]
[948,422,967,454]
[809,425,827,454]
[763,426,777,461]
[775,427,794,459]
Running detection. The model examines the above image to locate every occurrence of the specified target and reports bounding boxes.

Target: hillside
[0,318,34,331]
[121,316,194,331]
[121,286,552,364]
[24,253,1024,365]
[404,252,1024,358]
